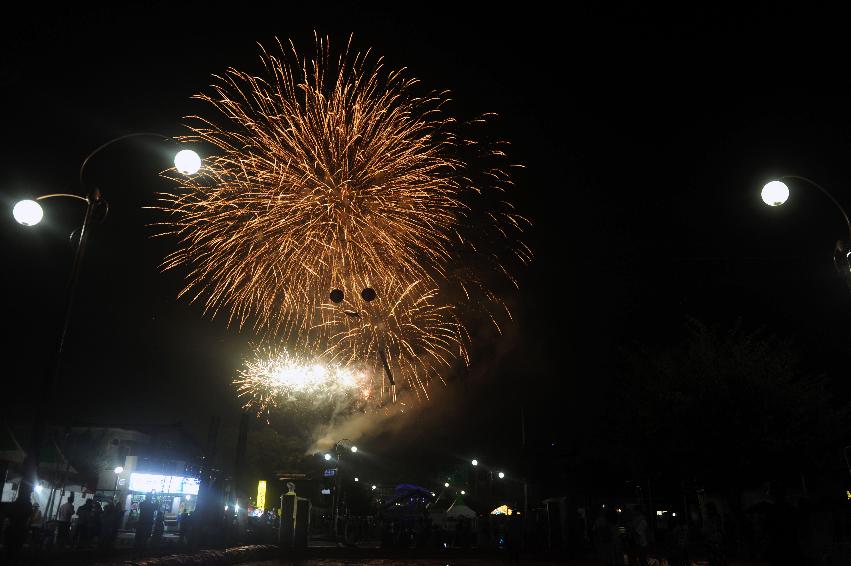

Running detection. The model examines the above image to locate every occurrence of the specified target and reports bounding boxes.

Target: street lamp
[498,471,505,479]
[471,459,478,466]
[761,180,790,206]
[761,175,851,291]
[9,132,200,536]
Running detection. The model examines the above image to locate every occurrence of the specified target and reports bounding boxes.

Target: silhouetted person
[667,514,690,566]
[75,499,94,547]
[100,502,117,549]
[703,503,726,566]
[56,494,75,546]
[594,508,619,566]
[179,509,191,544]
[628,507,649,566]
[134,493,156,550]
[152,505,166,543]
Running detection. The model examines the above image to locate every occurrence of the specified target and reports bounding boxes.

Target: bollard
[279,482,297,549]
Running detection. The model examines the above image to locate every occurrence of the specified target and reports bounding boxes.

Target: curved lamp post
[10,133,200,528]
[762,176,851,290]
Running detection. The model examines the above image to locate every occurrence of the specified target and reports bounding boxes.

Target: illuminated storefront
[124,472,200,529]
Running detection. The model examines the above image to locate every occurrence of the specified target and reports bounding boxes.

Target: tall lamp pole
[331,439,358,544]
[9,134,201,550]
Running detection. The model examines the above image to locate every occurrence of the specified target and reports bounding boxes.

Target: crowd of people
[21,492,194,552]
[32,493,124,550]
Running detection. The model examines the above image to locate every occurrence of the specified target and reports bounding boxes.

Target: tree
[612,318,849,488]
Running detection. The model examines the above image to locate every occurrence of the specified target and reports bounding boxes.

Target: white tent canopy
[446,497,476,519]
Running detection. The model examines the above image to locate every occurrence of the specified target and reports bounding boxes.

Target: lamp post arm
[35,193,89,203]
[782,175,851,244]
[79,132,171,186]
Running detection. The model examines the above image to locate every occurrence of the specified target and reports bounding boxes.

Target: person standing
[134,493,156,551]
[630,507,650,566]
[667,514,690,566]
[703,503,727,566]
[56,494,75,547]
[594,507,620,566]
[75,499,93,547]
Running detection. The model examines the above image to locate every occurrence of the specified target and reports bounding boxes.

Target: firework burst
[236,346,370,420]
[154,35,529,406]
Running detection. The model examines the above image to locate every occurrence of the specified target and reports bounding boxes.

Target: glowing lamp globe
[114,466,124,474]
[471,459,478,466]
[761,180,789,207]
[174,149,202,175]
[324,453,332,461]
[498,471,505,479]
[350,446,358,453]
[13,200,44,226]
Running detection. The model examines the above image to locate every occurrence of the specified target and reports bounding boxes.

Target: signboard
[323,469,336,477]
[257,480,267,510]
[128,473,200,495]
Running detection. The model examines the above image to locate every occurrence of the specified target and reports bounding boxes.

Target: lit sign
[257,480,267,510]
[128,473,200,495]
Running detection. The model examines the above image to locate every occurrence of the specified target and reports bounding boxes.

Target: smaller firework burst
[236,346,370,419]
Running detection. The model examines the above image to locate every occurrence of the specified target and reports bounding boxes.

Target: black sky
[3,3,851,479]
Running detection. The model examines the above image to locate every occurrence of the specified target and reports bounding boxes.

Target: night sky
[3,4,851,481]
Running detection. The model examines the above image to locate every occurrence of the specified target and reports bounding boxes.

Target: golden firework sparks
[154,35,529,405]
[235,346,369,419]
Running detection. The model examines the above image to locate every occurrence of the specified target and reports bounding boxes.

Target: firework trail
[155,35,530,407]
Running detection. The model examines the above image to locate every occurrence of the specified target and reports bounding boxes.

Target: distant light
[114,466,124,474]
[498,472,505,479]
[444,482,450,488]
[234,504,240,512]
[656,510,664,516]
[762,180,789,206]
[35,484,43,494]
[371,485,377,490]
[617,508,622,513]
[13,200,43,226]
[672,512,677,517]
[461,490,466,495]
[431,492,435,496]
[224,505,229,511]
[350,446,358,453]
[471,459,478,466]
[174,149,201,175]
[354,477,359,482]
[185,495,191,500]
[324,453,332,461]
